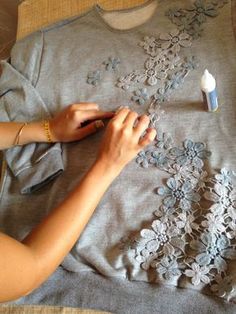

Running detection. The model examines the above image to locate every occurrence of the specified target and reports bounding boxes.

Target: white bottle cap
[201,69,216,93]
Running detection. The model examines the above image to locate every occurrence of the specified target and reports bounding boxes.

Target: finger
[76,102,100,111]
[112,107,130,124]
[133,114,150,135]
[138,128,157,148]
[75,120,105,140]
[123,110,139,128]
[78,110,114,121]
[69,103,99,111]
[81,111,114,127]
[114,105,129,115]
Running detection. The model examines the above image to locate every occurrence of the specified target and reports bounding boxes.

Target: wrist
[20,121,51,145]
[92,157,124,181]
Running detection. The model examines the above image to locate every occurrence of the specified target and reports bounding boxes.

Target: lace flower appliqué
[159,28,192,52]
[87,56,121,86]
[166,0,228,39]
[131,133,236,302]
[170,139,211,169]
[157,177,201,210]
[132,88,150,105]
[87,70,101,86]
[103,57,121,71]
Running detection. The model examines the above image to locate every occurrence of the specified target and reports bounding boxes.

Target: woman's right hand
[96,106,156,174]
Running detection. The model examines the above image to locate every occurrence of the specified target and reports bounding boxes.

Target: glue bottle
[201,69,218,112]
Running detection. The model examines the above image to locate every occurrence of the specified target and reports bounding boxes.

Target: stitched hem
[16,149,64,194]
[15,147,62,176]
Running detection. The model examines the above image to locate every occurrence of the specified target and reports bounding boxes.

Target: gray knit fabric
[0,0,236,312]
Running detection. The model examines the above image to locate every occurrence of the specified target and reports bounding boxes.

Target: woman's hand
[49,103,114,142]
[96,106,156,174]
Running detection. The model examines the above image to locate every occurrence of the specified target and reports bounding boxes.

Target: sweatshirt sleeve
[0,52,64,194]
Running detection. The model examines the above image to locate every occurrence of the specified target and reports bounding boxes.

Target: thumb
[76,120,105,140]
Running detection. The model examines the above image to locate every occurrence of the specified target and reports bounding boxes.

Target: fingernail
[115,106,124,112]
[115,105,129,113]
[95,120,104,129]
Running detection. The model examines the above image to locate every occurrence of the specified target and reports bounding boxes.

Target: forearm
[0,104,114,150]
[0,121,47,150]
[22,159,121,292]
[0,106,154,302]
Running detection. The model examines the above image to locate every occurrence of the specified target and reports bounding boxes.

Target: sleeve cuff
[13,146,64,194]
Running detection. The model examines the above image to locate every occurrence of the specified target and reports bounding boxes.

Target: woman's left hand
[49,103,114,142]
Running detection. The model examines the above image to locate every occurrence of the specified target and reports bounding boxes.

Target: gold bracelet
[43,120,53,143]
[14,123,28,146]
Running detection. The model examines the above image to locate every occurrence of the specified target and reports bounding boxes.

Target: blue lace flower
[159,28,192,53]
[138,220,184,254]
[145,58,167,85]
[186,21,204,39]
[182,56,199,71]
[87,70,101,86]
[140,220,171,252]
[136,151,150,168]
[103,57,120,71]
[139,36,159,57]
[227,221,236,240]
[185,262,210,285]
[156,257,181,280]
[157,177,201,210]
[134,58,167,86]
[116,74,132,90]
[188,0,218,23]
[170,139,211,168]
[168,71,185,89]
[176,212,199,234]
[190,233,236,271]
[154,205,176,224]
[132,88,149,105]
[201,213,226,234]
[153,88,168,103]
[177,15,195,32]
[204,183,236,217]
[215,168,233,186]
[165,7,183,20]
[135,249,159,271]
[155,132,173,150]
[149,151,169,168]
[153,83,172,103]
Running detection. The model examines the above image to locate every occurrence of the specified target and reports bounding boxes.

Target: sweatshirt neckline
[93,0,159,34]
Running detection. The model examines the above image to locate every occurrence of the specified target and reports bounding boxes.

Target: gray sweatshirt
[1,0,236,312]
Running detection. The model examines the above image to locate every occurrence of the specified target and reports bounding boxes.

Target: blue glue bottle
[201,69,218,112]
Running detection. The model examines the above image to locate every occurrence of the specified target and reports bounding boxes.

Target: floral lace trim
[86,0,228,127]
[116,28,197,117]
[87,57,121,85]
[129,131,236,302]
[116,0,228,124]
[112,0,233,303]
[166,0,229,40]
[128,0,234,303]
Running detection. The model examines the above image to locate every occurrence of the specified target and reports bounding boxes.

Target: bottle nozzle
[204,69,210,78]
